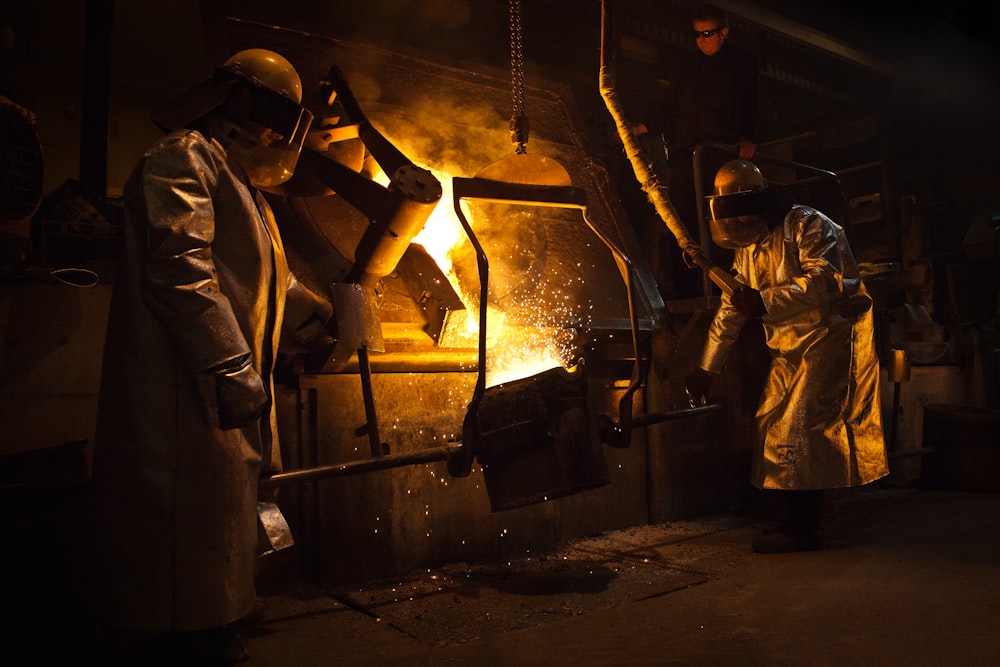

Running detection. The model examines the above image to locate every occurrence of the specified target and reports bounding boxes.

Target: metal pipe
[599,1,742,298]
[598,0,694,252]
[321,65,443,289]
[259,445,457,489]
[447,177,491,479]
[694,140,853,229]
[327,351,479,374]
[279,65,444,290]
[357,346,388,457]
[344,164,442,289]
[629,403,721,427]
[691,145,715,296]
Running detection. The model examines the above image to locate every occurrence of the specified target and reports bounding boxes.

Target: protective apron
[92,129,324,631]
[700,205,889,490]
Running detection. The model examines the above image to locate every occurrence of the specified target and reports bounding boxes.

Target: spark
[371,138,583,387]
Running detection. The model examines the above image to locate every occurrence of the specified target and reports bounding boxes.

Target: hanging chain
[509,0,529,153]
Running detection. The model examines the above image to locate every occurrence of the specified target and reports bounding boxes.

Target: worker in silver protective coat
[686,159,888,553]
[92,49,331,663]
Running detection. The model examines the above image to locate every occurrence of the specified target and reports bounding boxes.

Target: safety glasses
[694,27,723,39]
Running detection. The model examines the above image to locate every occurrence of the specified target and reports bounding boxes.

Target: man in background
[637,3,759,298]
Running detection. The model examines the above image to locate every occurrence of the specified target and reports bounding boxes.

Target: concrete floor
[10,485,999,665]
[236,486,1000,666]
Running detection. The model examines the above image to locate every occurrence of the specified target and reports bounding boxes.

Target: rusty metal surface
[284,372,649,585]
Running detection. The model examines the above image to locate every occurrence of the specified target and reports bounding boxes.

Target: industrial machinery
[258,53,713,510]
[222,7,726,582]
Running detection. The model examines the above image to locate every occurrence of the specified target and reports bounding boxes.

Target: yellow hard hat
[705,159,771,249]
[220,48,303,104]
[713,159,764,196]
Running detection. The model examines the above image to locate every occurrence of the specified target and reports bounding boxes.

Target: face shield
[216,49,314,188]
[705,189,773,249]
[221,80,314,188]
[704,159,772,249]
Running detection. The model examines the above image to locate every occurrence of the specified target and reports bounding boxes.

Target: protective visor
[234,82,314,188]
[245,83,312,144]
[705,188,772,249]
[706,187,771,221]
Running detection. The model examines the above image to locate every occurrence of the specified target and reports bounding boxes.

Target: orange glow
[371,157,573,387]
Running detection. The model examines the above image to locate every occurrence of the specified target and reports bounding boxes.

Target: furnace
[222,17,719,585]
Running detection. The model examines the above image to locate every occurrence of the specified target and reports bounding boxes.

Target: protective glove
[302,331,335,359]
[284,302,337,357]
[290,301,333,342]
[214,353,269,430]
[731,286,766,319]
[685,367,715,405]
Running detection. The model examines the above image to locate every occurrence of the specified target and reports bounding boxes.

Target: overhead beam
[713,0,896,76]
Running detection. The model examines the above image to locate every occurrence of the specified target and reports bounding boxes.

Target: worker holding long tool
[685,160,889,553]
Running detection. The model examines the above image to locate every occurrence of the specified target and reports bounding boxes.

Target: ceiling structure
[5,0,998,253]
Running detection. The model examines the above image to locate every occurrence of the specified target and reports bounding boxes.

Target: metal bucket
[471,366,610,512]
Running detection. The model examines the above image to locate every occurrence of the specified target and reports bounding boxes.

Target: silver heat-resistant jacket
[92,129,327,631]
[700,205,889,490]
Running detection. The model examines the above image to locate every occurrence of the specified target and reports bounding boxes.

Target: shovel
[256,500,294,556]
